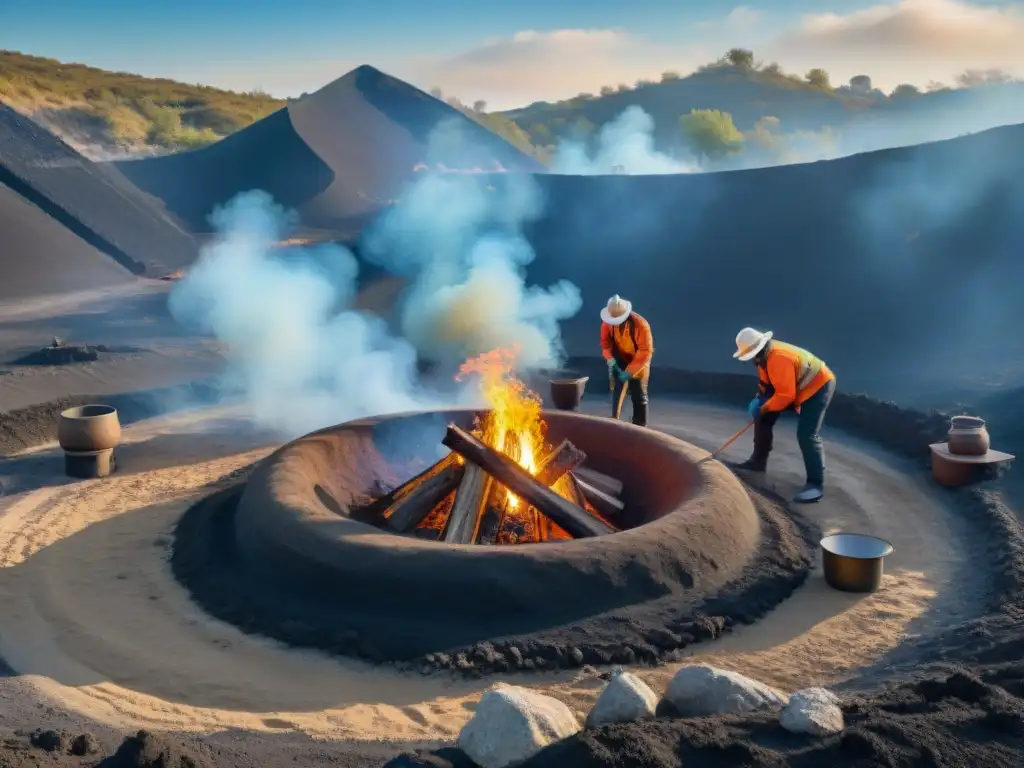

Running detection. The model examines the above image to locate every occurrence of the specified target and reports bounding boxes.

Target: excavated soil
[171,409,813,673]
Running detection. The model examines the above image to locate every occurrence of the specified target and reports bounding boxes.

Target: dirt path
[0,400,976,745]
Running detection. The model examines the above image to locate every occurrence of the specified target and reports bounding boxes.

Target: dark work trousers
[611,362,650,427]
[754,378,835,486]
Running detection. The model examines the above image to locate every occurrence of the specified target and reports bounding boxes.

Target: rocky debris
[779,687,844,736]
[457,685,581,768]
[586,670,658,728]
[29,728,69,752]
[99,729,208,767]
[12,342,142,366]
[661,664,788,717]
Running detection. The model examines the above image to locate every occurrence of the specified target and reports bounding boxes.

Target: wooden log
[574,474,625,519]
[384,455,465,533]
[535,439,587,487]
[442,424,614,538]
[573,465,623,498]
[444,463,493,544]
[477,432,520,545]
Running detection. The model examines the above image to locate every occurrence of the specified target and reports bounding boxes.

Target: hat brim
[734,331,773,361]
[601,302,631,326]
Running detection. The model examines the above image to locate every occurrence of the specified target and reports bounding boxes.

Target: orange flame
[456,345,545,509]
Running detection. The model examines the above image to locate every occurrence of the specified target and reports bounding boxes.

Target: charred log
[444,463,493,544]
[534,439,587,487]
[574,474,625,518]
[442,424,614,538]
[383,455,465,533]
[574,466,623,498]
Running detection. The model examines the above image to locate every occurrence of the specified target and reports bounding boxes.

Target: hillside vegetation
[0,49,542,161]
[503,48,1024,165]
[0,50,285,153]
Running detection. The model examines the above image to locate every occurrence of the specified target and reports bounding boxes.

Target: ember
[369,346,622,544]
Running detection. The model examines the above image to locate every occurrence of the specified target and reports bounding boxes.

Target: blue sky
[4,1,1023,108]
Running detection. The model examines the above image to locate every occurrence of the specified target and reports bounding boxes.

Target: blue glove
[747,397,763,420]
[617,368,632,382]
[607,359,621,376]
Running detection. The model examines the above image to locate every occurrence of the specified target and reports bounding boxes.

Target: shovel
[698,420,755,464]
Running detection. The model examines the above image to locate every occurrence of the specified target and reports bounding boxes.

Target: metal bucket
[820,533,894,593]
[550,377,589,411]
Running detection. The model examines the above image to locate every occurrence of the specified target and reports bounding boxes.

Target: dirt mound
[518,122,1024,402]
[0,104,197,277]
[0,182,135,300]
[171,408,811,672]
[113,65,545,232]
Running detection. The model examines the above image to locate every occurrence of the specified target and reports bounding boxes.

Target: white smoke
[551,106,696,175]
[363,126,583,370]
[168,191,443,437]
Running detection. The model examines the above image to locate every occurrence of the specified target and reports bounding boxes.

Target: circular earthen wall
[232,409,762,653]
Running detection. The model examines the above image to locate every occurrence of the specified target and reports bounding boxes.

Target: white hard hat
[600,294,632,326]
[734,327,773,361]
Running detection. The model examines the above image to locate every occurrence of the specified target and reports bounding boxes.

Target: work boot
[726,456,766,472]
[793,484,824,504]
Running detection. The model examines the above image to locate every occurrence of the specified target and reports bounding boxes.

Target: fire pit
[174,349,812,672]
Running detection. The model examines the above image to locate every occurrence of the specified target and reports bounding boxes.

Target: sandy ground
[0,397,977,748]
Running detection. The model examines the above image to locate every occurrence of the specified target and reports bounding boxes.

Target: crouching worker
[600,295,654,427]
[730,327,836,504]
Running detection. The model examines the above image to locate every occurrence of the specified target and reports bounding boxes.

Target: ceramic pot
[947,415,990,456]
[550,377,589,411]
[58,404,121,452]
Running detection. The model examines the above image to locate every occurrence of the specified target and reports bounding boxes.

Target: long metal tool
[699,420,755,464]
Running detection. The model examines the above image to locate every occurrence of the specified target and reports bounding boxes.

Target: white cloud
[416,29,711,110]
[769,0,1024,90]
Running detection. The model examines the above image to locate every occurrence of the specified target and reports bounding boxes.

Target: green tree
[571,116,596,140]
[725,48,755,69]
[660,70,681,82]
[599,85,615,96]
[679,109,744,159]
[615,83,631,92]
[748,115,781,151]
[890,84,921,99]
[805,68,832,90]
[472,99,487,113]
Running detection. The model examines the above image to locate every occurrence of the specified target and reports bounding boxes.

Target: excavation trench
[172,408,812,672]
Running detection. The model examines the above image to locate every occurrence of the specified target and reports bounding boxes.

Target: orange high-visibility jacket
[757,340,835,414]
[600,312,654,376]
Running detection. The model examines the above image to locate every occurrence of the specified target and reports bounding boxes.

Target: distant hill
[0,104,198,276]
[0,49,284,154]
[112,66,547,232]
[0,50,541,161]
[503,53,1024,162]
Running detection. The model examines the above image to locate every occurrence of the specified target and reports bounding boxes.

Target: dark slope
[113,107,335,233]
[517,122,1024,401]
[112,65,545,232]
[0,182,135,300]
[0,105,197,276]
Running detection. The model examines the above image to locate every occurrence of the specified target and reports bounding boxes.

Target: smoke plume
[363,123,583,369]
[551,106,695,175]
[168,191,440,437]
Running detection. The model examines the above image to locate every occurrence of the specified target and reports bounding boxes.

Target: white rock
[663,665,789,717]
[780,687,844,736]
[586,671,659,728]
[458,684,581,768]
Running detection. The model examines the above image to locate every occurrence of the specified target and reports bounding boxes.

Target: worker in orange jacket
[600,295,654,427]
[730,327,836,504]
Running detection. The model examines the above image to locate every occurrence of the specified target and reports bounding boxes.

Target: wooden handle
[700,420,755,463]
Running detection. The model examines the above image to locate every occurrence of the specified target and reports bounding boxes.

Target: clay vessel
[550,377,589,411]
[947,415,990,456]
[58,404,122,452]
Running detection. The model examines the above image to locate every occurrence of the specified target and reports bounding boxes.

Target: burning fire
[457,346,544,510]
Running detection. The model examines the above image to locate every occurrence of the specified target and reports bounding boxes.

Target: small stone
[458,685,581,768]
[570,648,584,665]
[663,664,788,717]
[30,729,66,752]
[70,732,100,756]
[586,671,658,728]
[507,647,523,668]
[780,688,844,736]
